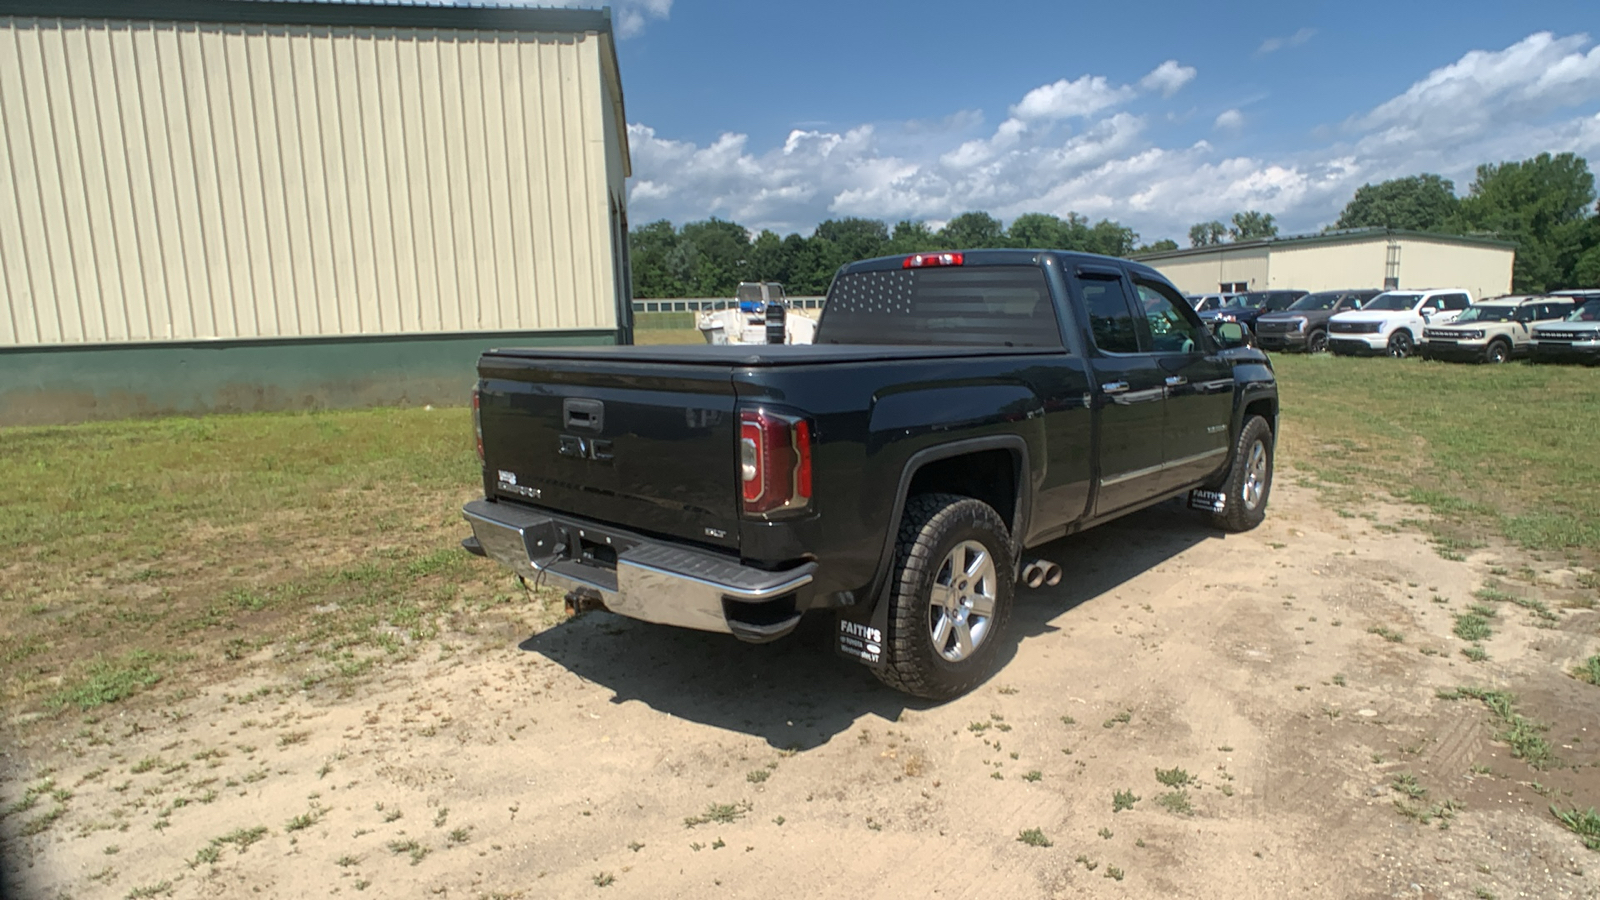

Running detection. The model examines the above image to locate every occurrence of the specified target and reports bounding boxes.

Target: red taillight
[471,386,484,462]
[903,252,964,268]
[739,408,812,517]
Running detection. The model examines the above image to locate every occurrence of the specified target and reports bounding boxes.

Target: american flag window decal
[820,266,1063,348]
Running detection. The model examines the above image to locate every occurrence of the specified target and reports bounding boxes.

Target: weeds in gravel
[1571,655,1600,686]
[1391,773,1427,800]
[1154,767,1193,788]
[1550,805,1600,850]
[1438,687,1556,769]
[386,839,430,865]
[1112,789,1139,813]
[1462,644,1489,662]
[746,769,770,784]
[1155,791,1193,815]
[1453,613,1493,642]
[1367,625,1404,643]
[684,801,751,828]
[207,825,269,858]
[1016,828,1052,848]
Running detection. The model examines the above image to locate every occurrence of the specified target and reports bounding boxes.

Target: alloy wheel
[927,540,998,662]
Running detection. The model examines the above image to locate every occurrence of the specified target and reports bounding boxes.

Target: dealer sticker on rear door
[837,620,882,664]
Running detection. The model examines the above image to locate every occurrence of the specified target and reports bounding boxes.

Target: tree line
[628,151,1600,298]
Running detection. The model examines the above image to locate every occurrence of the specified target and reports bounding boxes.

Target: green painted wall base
[0,330,617,425]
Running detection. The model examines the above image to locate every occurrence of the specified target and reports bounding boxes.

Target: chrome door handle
[1165,375,1187,386]
[1101,381,1129,394]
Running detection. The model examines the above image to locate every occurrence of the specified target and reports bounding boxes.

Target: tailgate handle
[563,398,605,433]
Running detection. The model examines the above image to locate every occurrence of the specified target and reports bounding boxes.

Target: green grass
[1273,355,1600,555]
[0,406,544,716]
[1550,805,1600,851]
[1574,655,1600,686]
[1439,687,1556,769]
[46,651,163,711]
[683,801,751,828]
[1112,789,1139,812]
[1452,613,1493,643]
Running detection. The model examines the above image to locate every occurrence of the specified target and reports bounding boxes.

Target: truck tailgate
[477,353,741,552]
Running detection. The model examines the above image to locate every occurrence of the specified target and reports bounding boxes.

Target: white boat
[698,282,816,345]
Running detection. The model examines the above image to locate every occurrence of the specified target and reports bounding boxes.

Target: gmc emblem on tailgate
[558,434,614,463]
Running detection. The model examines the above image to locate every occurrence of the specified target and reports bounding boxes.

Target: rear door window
[1441,293,1471,310]
[819,266,1062,347]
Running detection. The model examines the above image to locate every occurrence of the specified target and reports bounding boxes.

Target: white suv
[1327,289,1472,358]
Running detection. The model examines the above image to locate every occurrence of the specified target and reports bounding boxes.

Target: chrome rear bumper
[461,499,815,641]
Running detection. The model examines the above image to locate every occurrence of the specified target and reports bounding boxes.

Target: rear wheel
[1387,330,1414,358]
[875,494,1015,700]
[1209,415,1273,533]
[1484,339,1511,364]
[1307,330,1328,354]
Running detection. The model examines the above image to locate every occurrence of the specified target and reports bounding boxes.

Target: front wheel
[1307,330,1328,354]
[1387,330,1414,358]
[1484,339,1511,364]
[1209,415,1274,533]
[874,494,1016,700]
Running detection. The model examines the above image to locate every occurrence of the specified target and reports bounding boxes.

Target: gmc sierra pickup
[462,250,1279,699]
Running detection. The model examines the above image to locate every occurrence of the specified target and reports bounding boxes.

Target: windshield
[1568,300,1600,322]
[1288,292,1343,311]
[1227,292,1271,309]
[1454,305,1517,323]
[1365,292,1421,311]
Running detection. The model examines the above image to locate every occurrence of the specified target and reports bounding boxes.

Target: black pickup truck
[462,250,1278,699]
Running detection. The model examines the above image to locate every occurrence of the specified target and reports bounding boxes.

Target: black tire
[1484,339,1511,364]
[1387,330,1414,358]
[1307,330,1328,354]
[874,494,1015,700]
[1209,415,1273,533]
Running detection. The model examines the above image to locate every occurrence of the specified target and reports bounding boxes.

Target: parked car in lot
[1421,295,1576,363]
[1187,293,1236,314]
[1530,293,1600,365]
[461,249,1279,699]
[1200,290,1308,335]
[1327,288,1471,358]
[1254,289,1381,353]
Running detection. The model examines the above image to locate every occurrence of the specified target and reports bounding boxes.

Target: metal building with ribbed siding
[0,0,633,424]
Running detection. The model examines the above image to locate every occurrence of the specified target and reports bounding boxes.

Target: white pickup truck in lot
[1327,289,1471,358]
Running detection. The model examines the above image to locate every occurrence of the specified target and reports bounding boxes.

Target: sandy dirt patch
[3,483,1597,899]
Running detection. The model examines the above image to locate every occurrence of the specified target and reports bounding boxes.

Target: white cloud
[1139,60,1197,97]
[1011,75,1135,121]
[1256,27,1316,56]
[625,32,1600,243]
[530,0,671,37]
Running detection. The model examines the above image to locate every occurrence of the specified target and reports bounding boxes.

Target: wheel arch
[864,436,1031,612]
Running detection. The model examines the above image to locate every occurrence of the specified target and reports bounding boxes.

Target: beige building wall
[1149,247,1269,295]
[0,15,629,347]
[1267,240,1390,290]
[1393,237,1514,300]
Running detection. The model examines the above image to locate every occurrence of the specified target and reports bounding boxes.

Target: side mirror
[1215,322,1247,348]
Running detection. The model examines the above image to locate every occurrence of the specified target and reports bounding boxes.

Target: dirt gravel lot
[3,481,1598,899]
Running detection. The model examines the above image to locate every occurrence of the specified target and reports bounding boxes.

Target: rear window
[818,266,1062,347]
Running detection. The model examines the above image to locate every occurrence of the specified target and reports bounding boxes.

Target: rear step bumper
[461,499,815,642]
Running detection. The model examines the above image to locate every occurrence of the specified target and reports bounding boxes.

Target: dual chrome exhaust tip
[1020,560,1062,589]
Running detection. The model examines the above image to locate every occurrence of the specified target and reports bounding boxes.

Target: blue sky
[589,0,1600,244]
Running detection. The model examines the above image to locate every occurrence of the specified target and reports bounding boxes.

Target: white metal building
[1134,229,1515,301]
[0,0,633,424]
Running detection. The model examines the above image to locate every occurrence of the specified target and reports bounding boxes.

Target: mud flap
[834,583,892,670]
[1188,489,1226,513]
